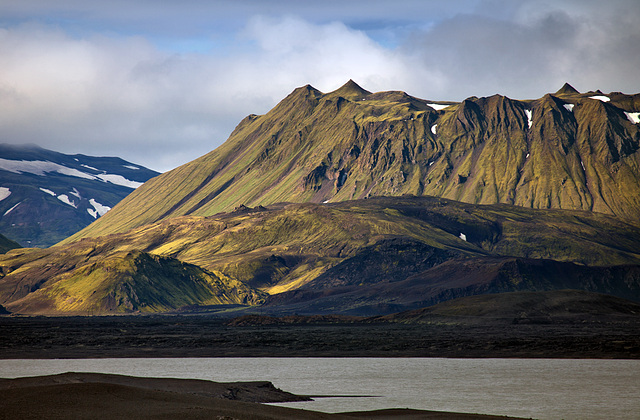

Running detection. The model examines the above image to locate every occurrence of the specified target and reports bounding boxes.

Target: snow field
[0,159,142,188]
[0,187,10,201]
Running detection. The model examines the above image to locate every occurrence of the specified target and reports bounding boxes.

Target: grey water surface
[1,357,638,419]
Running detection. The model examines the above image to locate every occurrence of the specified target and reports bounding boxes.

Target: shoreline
[0,372,529,419]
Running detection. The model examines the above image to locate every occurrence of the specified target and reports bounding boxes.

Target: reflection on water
[1,357,639,420]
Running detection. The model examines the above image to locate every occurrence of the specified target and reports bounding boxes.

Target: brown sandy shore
[0,372,527,420]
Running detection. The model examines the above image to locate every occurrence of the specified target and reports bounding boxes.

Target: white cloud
[0,2,638,172]
[240,16,440,95]
[403,3,640,100]
[0,24,238,171]
[0,18,441,172]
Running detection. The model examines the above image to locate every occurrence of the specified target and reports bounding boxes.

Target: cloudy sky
[1,0,639,172]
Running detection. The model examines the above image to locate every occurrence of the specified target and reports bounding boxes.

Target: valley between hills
[1,81,640,359]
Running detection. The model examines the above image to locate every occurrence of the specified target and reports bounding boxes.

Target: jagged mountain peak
[555,82,580,96]
[325,79,372,100]
[293,83,323,97]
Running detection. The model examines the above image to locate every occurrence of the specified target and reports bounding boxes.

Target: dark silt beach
[0,372,529,420]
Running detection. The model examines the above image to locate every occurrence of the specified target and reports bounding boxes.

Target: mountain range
[0,144,160,247]
[1,81,639,315]
[66,81,640,242]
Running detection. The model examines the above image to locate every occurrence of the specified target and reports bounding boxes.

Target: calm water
[1,358,639,419]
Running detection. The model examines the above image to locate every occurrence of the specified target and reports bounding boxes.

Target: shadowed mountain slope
[378,289,640,325]
[262,256,640,316]
[64,81,640,242]
[0,234,20,254]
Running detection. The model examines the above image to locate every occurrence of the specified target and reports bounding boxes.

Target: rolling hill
[2,196,640,315]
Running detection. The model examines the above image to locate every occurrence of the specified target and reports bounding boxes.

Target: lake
[1,357,638,419]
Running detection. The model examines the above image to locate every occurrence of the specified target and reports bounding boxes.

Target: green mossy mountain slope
[65,81,640,243]
[0,249,265,315]
[5,82,640,315]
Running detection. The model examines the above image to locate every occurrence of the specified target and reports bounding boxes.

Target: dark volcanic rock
[303,237,464,289]
[264,257,640,316]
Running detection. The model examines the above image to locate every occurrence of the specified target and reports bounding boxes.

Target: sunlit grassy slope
[64,81,640,243]
[1,249,265,315]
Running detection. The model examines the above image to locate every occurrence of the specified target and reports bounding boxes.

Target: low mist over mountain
[1,82,640,315]
[0,144,160,247]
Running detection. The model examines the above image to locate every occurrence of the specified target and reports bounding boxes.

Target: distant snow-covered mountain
[0,144,160,247]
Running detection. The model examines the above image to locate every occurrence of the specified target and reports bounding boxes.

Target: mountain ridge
[64,81,640,243]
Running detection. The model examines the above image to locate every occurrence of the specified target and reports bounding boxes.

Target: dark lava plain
[1,315,639,359]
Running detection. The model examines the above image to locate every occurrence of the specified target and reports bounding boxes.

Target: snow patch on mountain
[88,198,110,218]
[564,104,574,112]
[70,188,81,199]
[624,112,640,124]
[81,164,100,172]
[0,187,10,201]
[525,109,533,128]
[4,202,20,216]
[459,233,467,241]
[39,188,56,196]
[57,194,77,208]
[427,103,451,111]
[96,174,143,188]
[123,165,140,170]
[589,95,610,102]
[431,124,437,135]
